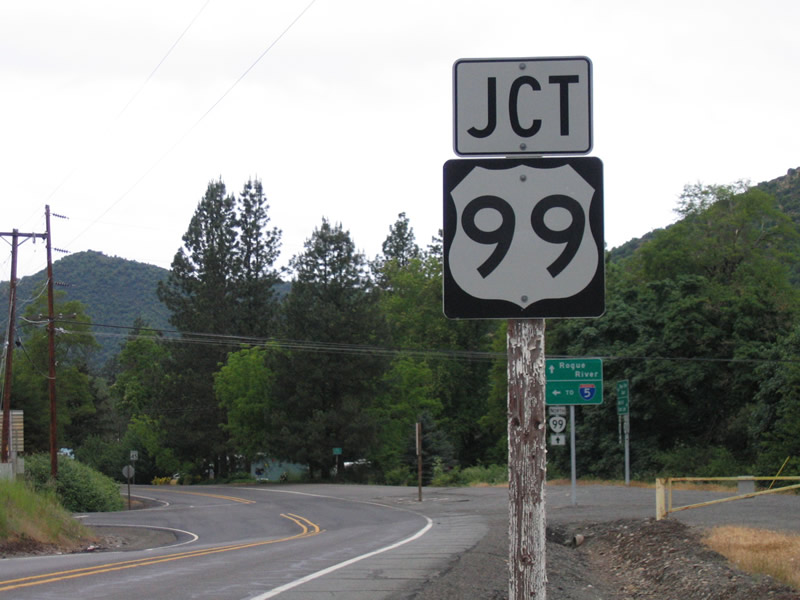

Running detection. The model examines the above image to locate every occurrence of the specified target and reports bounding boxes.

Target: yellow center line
[0,514,323,592]
[155,489,256,504]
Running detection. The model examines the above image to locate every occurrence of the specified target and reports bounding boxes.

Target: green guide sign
[617,380,630,415]
[545,358,603,405]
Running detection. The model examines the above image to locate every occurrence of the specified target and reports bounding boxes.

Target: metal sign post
[570,406,577,505]
[416,422,423,502]
[617,380,630,485]
[122,465,134,510]
[546,358,604,506]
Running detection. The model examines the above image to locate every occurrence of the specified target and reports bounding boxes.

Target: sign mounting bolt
[520,142,527,151]
[521,295,529,303]
[519,63,526,70]
[520,174,527,182]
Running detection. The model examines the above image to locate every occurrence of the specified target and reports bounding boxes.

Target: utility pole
[45,206,58,479]
[1,231,18,463]
[1,227,48,465]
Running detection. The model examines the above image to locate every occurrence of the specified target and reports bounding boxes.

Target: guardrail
[655,476,800,520]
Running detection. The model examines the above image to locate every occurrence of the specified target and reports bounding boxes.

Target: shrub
[384,466,413,486]
[223,472,256,484]
[431,463,509,487]
[460,464,508,485]
[25,454,124,513]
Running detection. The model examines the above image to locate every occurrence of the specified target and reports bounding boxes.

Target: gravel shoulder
[412,516,800,600]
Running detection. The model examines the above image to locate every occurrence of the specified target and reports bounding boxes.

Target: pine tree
[275,219,386,478]
[155,178,283,476]
[234,178,283,337]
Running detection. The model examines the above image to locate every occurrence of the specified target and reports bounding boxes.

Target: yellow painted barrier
[655,476,800,520]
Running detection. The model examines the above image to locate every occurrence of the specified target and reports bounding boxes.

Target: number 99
[461,194,585,278]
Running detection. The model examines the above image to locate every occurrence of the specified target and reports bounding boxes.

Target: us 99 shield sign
[443,157,604,319]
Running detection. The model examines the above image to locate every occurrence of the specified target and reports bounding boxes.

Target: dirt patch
[0,537,83,559]
[412,518,800,599]
[575,519,800,600]
[0,526,177,558]
[88,525,178,552]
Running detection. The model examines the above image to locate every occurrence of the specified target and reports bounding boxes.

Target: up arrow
[549,365,555,374]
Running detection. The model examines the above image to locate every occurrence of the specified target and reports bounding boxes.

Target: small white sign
[548,406,567,416]
[550,434,566,446]
[549,416,567,433]
[454,57,592,156]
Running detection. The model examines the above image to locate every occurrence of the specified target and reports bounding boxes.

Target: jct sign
[454,57,592,156]
[443,157,603,319]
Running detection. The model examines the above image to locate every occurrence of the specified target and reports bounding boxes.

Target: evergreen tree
[155,178,283,476]
[372,212,420,284]
[233,178,283,337]
[274,219,385,478]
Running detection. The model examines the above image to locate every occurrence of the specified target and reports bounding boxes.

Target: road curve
[2,482,797,599]
[0,484,442,600]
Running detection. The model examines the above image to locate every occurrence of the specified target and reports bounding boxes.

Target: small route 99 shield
[443,157,604,319]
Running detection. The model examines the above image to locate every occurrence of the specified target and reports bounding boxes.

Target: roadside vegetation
[0,478,92,554]
[704,526,800,591]
[5,171,800,490]
[25,454,124,513]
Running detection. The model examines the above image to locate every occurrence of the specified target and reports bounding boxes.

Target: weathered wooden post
[508,318,547,598]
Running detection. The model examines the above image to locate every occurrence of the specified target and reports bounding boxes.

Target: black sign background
[443,157,604,319]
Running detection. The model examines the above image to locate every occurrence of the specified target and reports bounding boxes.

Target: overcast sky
[1,0,798,280]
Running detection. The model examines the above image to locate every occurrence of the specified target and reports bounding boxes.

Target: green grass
[0,478,92,551]
[431,463,509,487]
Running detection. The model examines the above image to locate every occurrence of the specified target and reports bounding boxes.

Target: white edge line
[249,516,434,600]
[81,523,200,550]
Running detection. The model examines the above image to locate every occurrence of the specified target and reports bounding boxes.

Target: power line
[66,0,319,251]
[43,2,213,207]
[46,318,800,367]
[116,0,213,119]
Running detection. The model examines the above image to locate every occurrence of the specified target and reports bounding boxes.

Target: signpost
[617,380,631,485]
[122,464,134,510]
[544,358,603,505]
[446,55,602,600]
[416,422,423,502]
[333,447,342,479]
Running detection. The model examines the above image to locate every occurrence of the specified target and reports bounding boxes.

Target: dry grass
[703,526,800,590]
[0,478,92,553]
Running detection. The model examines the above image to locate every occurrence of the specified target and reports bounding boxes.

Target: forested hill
[0,250,170,367]
[757,166,800,217]
[608,167,800,262]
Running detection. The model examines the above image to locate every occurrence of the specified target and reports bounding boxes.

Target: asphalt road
[1,482,797,599]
